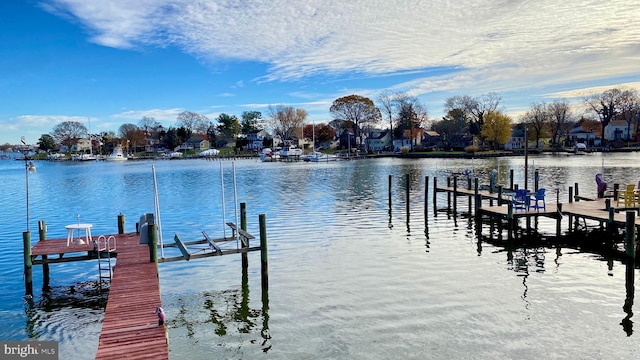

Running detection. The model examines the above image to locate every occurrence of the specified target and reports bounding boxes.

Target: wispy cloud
[111,108,184,122]
[44,0,640,116]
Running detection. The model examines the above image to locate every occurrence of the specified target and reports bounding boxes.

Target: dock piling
[406,174,410,222]
[259,214,269,291]
[38,220,49,289]
[118,213,125,234]
[241,202,248,270]
[23,231,32,296]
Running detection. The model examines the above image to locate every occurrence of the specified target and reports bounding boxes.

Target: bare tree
[268,105,308,145]
[51,121,87,152]
[118,123,145,151]
[521,102,549,148]
[177,111,209,134]
[547,100,572,148]
[584,87,626,140]
[378,90,399,144]
[618,89,640,142]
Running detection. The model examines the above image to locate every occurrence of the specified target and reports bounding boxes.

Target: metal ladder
[95,235,117,288]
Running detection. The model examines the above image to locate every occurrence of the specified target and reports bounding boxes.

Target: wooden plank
[202,231,222,254]
[173,233,191,261]
[95,233,168,360]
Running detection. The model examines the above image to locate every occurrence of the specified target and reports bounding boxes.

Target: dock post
[568,187,573,203]
[605,199,611,210]
[625,211,635,265]
[453,177,458,215]
[447,177,451,211]
[556,203,562,237]
[241,202,248,270]
[467,178,472,214]
[534,170,539,191]
[507,203,514,240]
[424,176,429,221]
[433,177,438,217]
[509,169,514,191]
[574,183,580,202]
[406,174,410,223]
[497,186,503,206]
[607,207,615,237]
[388,175,392,211]
[118,213,125,234]
[259,214,269,291]
[23,231,33,296]
[474,194,482,221]
[38,220,49,290]
[614,184,619,200]
[148,218,158,264]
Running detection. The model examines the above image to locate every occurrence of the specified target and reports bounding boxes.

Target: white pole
[220,162,227,239]
[152,165,164,258]
[232,161,239,249]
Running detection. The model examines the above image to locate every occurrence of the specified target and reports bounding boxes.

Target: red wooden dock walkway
[31,233,169,359]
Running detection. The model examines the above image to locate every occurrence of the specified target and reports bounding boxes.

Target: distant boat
[260,148,279,162]
[198,149,220,157]
[106,147,128,161]
[278,145,303,158]
[72,153,97,161]
[309,152,338,162]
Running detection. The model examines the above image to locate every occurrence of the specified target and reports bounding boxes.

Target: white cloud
[111,108,184,122]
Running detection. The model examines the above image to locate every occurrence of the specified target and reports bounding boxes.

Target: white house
[604,119,634,141]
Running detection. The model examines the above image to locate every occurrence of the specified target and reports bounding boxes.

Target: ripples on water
[1,153,640,359]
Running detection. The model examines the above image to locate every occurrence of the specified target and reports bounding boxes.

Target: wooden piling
[433,177,438,216]
[38,221,49,289]
[626,211,635,264]
[241,202,248,270]
[447,177,451,210]
[453,177,458,215]
[259,214,269,291]
[556,203,562,237]
[388,175,392,210]
[568,187,573,203]
[534,170,539,191]
[424,176,429,221]
[148,220,158,264]
[509,169,514,190]
[574,182,580,202]
[405,174,410,222]
[467,178,472,213]
[118,213,125,234]
[23,231,33,296]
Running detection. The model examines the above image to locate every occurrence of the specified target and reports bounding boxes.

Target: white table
[65,223,93,246]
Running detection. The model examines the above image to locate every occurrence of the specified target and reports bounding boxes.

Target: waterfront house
[365,130,392,151]
[246,130,269,151]
[604,119,634,141]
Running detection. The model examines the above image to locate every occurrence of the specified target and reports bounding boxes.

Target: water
[1,153,639,359]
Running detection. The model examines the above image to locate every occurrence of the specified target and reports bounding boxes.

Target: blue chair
[512,189,529,211]
[530,188,546,211]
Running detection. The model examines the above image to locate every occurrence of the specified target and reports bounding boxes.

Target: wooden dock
[31,232,169,360]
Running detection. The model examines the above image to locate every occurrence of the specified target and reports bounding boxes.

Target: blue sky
[1,0,639,145]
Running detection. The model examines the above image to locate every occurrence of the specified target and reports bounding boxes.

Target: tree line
[29,86,640,153]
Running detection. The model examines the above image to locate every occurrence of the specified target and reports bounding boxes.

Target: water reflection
[622,262,635,336]
[169,268,271,353]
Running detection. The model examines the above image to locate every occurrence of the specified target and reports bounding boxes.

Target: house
[365,130,392,151]
[338,129,356,150]
[566,126,596,146]
[422,130,441,149]
[393,128,423,151]
[604,119,634,141]
[246,130,269,151]
[71,138,91,153]
[175,136,210,152]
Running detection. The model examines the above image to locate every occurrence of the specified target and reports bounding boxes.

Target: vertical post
[474,194,482,221]
[118,213,125,234]
[568,187,574,203]
[388,175,392,211]
[626,211,635,264]
[453,176,458,215]
[433,177,438,216]
[509,169,514,191]
[556,203,562,237]
[534,170,539,191]
[424,176,429,221]
[447,177,451,210]
[574,182,580,202]
[38,221,49,289]
[23,231,32,296]
[405,174,410,223]
[614,183,620,200]
[241,202,248,270]
[148,219,158,263]
[467,177,472,213]
[607,207,615,237]
[259,214,269,291]
[497,185,503,206]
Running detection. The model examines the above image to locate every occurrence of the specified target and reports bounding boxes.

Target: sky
[1,0,639,145]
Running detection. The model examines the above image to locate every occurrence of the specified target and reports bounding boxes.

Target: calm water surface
[1,152,639,359]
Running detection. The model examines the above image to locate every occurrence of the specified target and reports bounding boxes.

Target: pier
[24,206,268,359]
